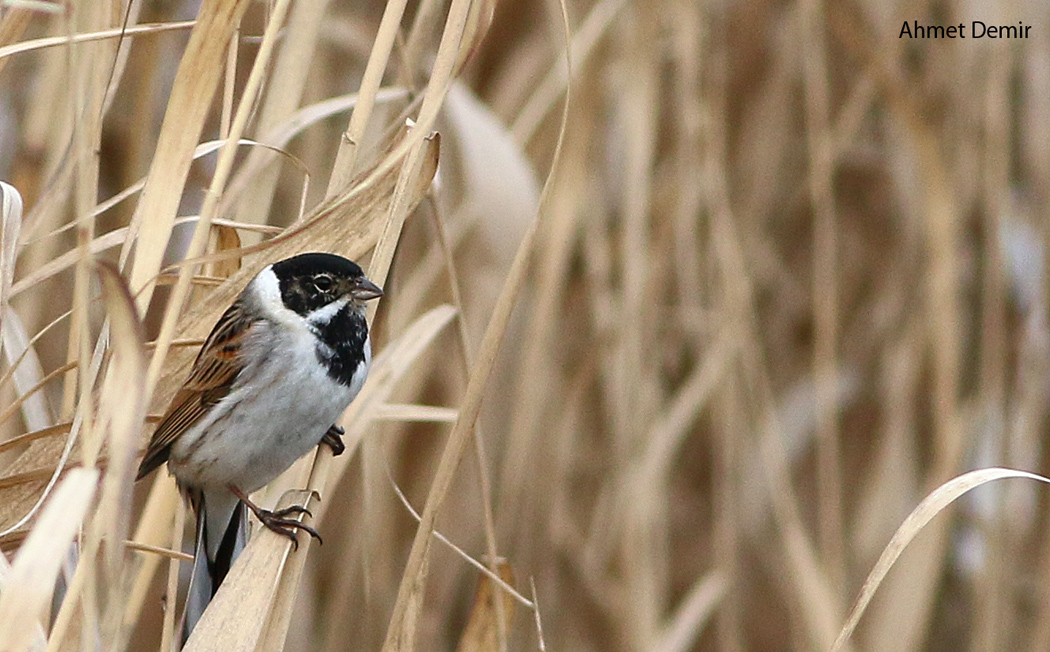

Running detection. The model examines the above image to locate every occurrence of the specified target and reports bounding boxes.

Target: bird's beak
[350,277,384,301]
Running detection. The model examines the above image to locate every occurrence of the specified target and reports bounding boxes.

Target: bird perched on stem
[136,252,382,639]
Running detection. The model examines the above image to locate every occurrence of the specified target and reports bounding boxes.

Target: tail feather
[183,509,212,641]
[182,489,247,643]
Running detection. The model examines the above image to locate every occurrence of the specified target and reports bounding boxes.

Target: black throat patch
[313,303,368,387]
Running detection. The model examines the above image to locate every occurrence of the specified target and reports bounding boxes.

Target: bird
[135,252,382,639]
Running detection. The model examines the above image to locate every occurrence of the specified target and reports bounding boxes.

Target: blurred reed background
[0,0,1048,651]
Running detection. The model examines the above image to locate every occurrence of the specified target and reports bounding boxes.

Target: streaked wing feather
[136,301,257,480]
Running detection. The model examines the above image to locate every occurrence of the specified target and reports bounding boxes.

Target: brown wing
[136,300,258,480]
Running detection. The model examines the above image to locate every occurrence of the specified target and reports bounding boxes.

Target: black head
[270,252,383,316]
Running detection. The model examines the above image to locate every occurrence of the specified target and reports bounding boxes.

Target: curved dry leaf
[0,8,32,77]
[93,262,147,572]
[0,541,46,650]
[1,309,53,433]
[0,181,45,434]
[441,82,538,276]
[452,0,496,77]
[455,562,516,652]
[0,467,98,652]
[201,225,241,284]
[831,468,1050,652]
[0,181,21,307]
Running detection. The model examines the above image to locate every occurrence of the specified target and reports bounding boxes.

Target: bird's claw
[271,504,313,519]
[230,485,324,549]
[255,508,323,549]
[321,424,345,456]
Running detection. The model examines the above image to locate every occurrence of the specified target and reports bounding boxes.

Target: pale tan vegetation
[0,0,1048,651]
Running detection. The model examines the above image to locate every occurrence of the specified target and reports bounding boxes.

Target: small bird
[136,252,382,638]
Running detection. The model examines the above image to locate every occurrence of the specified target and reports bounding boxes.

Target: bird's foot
[254,507,322,549]
[321,424,345,456]
[229,486,323,549]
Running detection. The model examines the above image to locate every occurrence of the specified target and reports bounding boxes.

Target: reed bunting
[136,252,382,638]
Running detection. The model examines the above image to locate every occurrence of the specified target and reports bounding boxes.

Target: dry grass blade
[125,0,252,311]
[383,0,569,647]
[757,387,849,652]
[0,21,195,63]
[119,474,180,648]
[831,468,1050,652]
[655,571,728,652]
[222,88,409,214]
[0,467,98,651]
[800,0,844,592]
[451,0,495,78]
[373,403,457,422]
[41,265,149,652]
[326,0,409,193]
[638,330,736,484]
[0,422,70,456]
[230,0,334,226]
[383,144,534,652]
[510,0,626,143]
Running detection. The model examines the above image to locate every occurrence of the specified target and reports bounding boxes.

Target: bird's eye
[312,274,334,292]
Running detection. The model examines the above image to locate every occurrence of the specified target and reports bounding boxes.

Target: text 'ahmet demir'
[899,21,1030,39]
